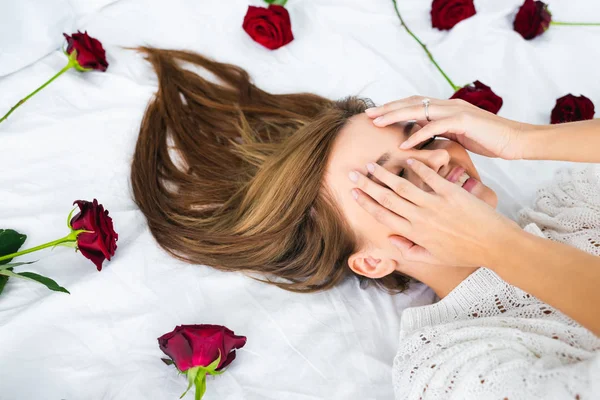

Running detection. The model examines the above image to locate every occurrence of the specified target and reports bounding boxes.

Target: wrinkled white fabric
[393,166,600,400]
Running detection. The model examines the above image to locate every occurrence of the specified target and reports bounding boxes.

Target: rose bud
[450,81,503,114]
[69,199,118,271]
[159,325,247,399]
[1,31,108,124]
[431,0,477,31]
[243,5,294,50]
[63,31,109,72]
[159,324,247,372]
[550,94,595,124]
[513,0,552,40]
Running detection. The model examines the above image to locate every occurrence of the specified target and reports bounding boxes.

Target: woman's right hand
[365,96,535,160]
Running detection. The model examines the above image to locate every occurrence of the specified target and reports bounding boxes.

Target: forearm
[488,228,600,336]
[522,119,600,162]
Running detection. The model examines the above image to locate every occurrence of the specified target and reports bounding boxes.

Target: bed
[1,0,599,398]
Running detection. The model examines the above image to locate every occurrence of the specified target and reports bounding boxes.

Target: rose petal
[242,5,293,50]
[551,94,595,124]
[431,0,476,30]
[63,31,109,71]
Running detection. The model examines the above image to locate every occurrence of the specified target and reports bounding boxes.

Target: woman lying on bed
[130,48,600,399]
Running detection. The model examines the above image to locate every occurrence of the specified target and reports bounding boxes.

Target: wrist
[514,123,544,160]
[483,222,531,273]
[519,123,566,160]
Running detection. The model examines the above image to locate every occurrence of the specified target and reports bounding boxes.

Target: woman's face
[323,113,497,278]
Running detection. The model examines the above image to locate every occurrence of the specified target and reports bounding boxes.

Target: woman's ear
[348,251,396,279]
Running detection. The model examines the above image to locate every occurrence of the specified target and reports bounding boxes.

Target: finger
[406,159,454,195]
[352,188,412,233]
[389,235,445,265]
[365,95,437,118]
[372,104,460,127]
[350,170,417,216]
[364,161,432,206]
[399,117,464,150]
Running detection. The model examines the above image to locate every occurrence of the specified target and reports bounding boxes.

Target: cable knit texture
[393,166,600,400]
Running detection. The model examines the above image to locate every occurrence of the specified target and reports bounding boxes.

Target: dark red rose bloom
[550,94,595,124]
[158,325,247,372]
[70,199,118,271]
[513,0,552,40]
[242,5,294,50]
[431,0,477,30]
[450,81,503,114]
[63,31,109,71]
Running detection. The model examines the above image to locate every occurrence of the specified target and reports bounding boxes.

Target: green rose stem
[551,21,600,26]
[0,208,91,267]
[264,0,288,5]
[0,57,77,124]
[0,229,90,267]
[179,354,223,400]
[391,0,459,91]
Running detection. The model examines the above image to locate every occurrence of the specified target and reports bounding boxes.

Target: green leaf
[0,229,27,265]
[0,261,36,271]
[0,267,13,295]
[0,270,70,294]
[195,373,207,400]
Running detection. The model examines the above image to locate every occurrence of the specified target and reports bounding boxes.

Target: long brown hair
[130,47,411,293]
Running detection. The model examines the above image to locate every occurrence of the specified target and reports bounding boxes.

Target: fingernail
[399,141,410,149]
[390,236,412,250]
[406,159,414,165]
[348,171,359,182]
[351,189,359,200]
[366,163,375,173]
[373,116,383,124]
[365,107,378,115]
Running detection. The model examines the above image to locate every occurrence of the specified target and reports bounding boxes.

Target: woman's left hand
[351,159,523,267]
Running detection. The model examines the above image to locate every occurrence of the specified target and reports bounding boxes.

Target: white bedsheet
[1,0,598,399]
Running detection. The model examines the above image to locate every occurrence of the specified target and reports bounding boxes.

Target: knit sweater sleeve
[392,269,600,400]
[393,166,600,400]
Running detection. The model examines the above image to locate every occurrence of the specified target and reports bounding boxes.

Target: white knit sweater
[393,166,600,400]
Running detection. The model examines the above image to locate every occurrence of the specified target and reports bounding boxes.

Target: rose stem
[390,0,459,91]
[0,59,75,124]
[0,229,89,266]
[551,21,600,26]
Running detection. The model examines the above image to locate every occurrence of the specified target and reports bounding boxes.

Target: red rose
[450,81,503,114]
[242,5,294,50]
[513,0,552,40]
[63,31,109,71]
[431,0,477,30]
[550,94,595,124]
[70,199,118,271]
[158,325,247,372]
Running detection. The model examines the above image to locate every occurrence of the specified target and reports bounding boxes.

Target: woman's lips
[445,167,465,183]
[462,178,478,193]
[444,166,479,193]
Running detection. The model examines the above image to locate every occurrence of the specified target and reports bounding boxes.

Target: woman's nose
[415,149,451,175]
